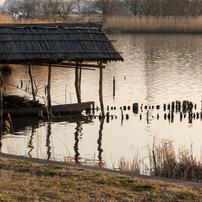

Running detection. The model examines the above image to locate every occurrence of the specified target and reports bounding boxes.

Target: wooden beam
[60,62,106,69]
[52,65,95,71]
[4,62,106,69]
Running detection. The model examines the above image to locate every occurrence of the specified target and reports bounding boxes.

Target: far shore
[103,15,202,34]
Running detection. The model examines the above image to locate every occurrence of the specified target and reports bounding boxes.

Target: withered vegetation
[0,157,202,201]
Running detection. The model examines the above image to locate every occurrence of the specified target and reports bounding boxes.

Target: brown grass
[0,157,202,201]
[0,13,101,24]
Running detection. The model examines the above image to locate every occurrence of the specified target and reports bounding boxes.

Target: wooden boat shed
[0,22,123,118]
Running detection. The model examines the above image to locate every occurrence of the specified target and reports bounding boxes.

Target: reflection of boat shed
[0,23,123,118]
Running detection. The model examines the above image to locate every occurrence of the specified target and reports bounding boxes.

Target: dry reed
[149,137,202,182]
[118,151,141,174]
[104,15,202,33]
[118,137,202,182]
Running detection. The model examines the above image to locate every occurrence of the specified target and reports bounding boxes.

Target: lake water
[2,33,202,170]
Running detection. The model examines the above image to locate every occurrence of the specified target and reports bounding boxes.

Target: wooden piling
[163,104,166,111]
[47,63,52,118]
[28,65,36,101]
[113,76,115,99]
[133,103,138,114]
[99,63,105,116]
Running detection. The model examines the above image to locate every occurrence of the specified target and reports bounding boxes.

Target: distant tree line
[6,0,202,21]
[8,0,75,21]
[124,0,202,17]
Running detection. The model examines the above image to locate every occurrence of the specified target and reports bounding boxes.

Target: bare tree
[76,0,92,16]
[55,0,75,21]
[22,0,37,19]
[187,0,200,17]
[9,0,76,21]
[8,0,40,19]
[8,0,22,15]
[90,0,122,20]
[141,0,159,16]
[124,0,141,15]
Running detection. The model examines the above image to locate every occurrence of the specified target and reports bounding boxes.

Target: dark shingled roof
[0,23,123,64]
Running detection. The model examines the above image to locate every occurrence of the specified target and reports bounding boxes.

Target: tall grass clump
[104,15,202,33]
[118,151,141,174]
[148,137,202,182]
[118,137,202,182]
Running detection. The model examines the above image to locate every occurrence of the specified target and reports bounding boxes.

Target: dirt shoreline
[0,152,201,189]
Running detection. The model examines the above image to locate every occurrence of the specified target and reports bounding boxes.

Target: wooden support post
[28,65,36,101]
[75,63,81,103]
[0,69,3,150]
[0,68,2,150]
[79,64,82,91]
[0,70,2,119]
[99,62,105,116]
[47,64,52,118]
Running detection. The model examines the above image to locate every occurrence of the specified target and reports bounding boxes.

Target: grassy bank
[0,157,202,201]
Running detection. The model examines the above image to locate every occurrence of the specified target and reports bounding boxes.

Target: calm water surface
[2,33,202,169]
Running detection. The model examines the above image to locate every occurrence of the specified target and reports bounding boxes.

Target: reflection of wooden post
[46,120,51,160]
[97,118,104,167]
[28,65,36,101]
[99,62,105,116]
[75,63,81,103]
[74,121,81,164]
[28,126,34,157]
[47,64,52,118]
